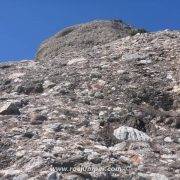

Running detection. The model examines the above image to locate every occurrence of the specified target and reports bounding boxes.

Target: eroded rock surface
[0,20,180,179]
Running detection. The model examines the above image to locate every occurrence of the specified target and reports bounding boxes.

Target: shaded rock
[0,101,20,115]
[63,173,91,180]
[113,126,151,141]
[94,92,104,99]
[175,116,180,129]
[47,172,60,180]
[174,137,180,144]
[16,81,44,94]
[30,112,47,125]
[22,131,35,139]
[45,123,62,132]
[90,70,102,79]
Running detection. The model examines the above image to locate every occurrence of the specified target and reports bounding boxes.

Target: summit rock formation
[36,20,140,61]
[0,20,180,179]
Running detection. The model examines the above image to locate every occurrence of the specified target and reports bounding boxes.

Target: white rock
[52,146,64,154]
[0,169,21,177]
[161,154,177,159]
[67,57,86,65]
[122,53,149,62]
[87,151,100,161]
[164,137,173,143]
[113,126,151,141]
[109,142,127,151]
[84,149,94,154]
[94,145,108,151]
[16,150,26,158]
[23,156,44,172]
[138,59,152,64]
[9,72,25,79]
[43,80,56,89]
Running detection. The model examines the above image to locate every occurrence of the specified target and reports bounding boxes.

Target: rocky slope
[0,20,180,180]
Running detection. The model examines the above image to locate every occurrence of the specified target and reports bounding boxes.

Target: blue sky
[0,0,180,62]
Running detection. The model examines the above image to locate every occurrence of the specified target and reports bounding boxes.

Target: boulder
[113,126,151,141]
[0,101,20,115]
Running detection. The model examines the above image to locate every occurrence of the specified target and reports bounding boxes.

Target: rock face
[0,101,20,115]
[0,20,180,179]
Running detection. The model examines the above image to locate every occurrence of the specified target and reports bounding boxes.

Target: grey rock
[16,81,44,94]
[30,112,47,125]
[119,156,131,164]
[138,59,152,65]
[122,53,149,62]
[164,137,173,143]
[90,71,102,79]
[175,116,180,129]
[47,172,60,180]
[174,137,180,144]
[113,126,151,141]
[63,173,91,180]
[23,156,44,172]
[109,142,127,151]
[94,92,104,99]
[13,174,28,180]
[47,123,62,132]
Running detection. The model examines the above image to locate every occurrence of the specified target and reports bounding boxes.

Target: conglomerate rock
[0,20,180,179]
